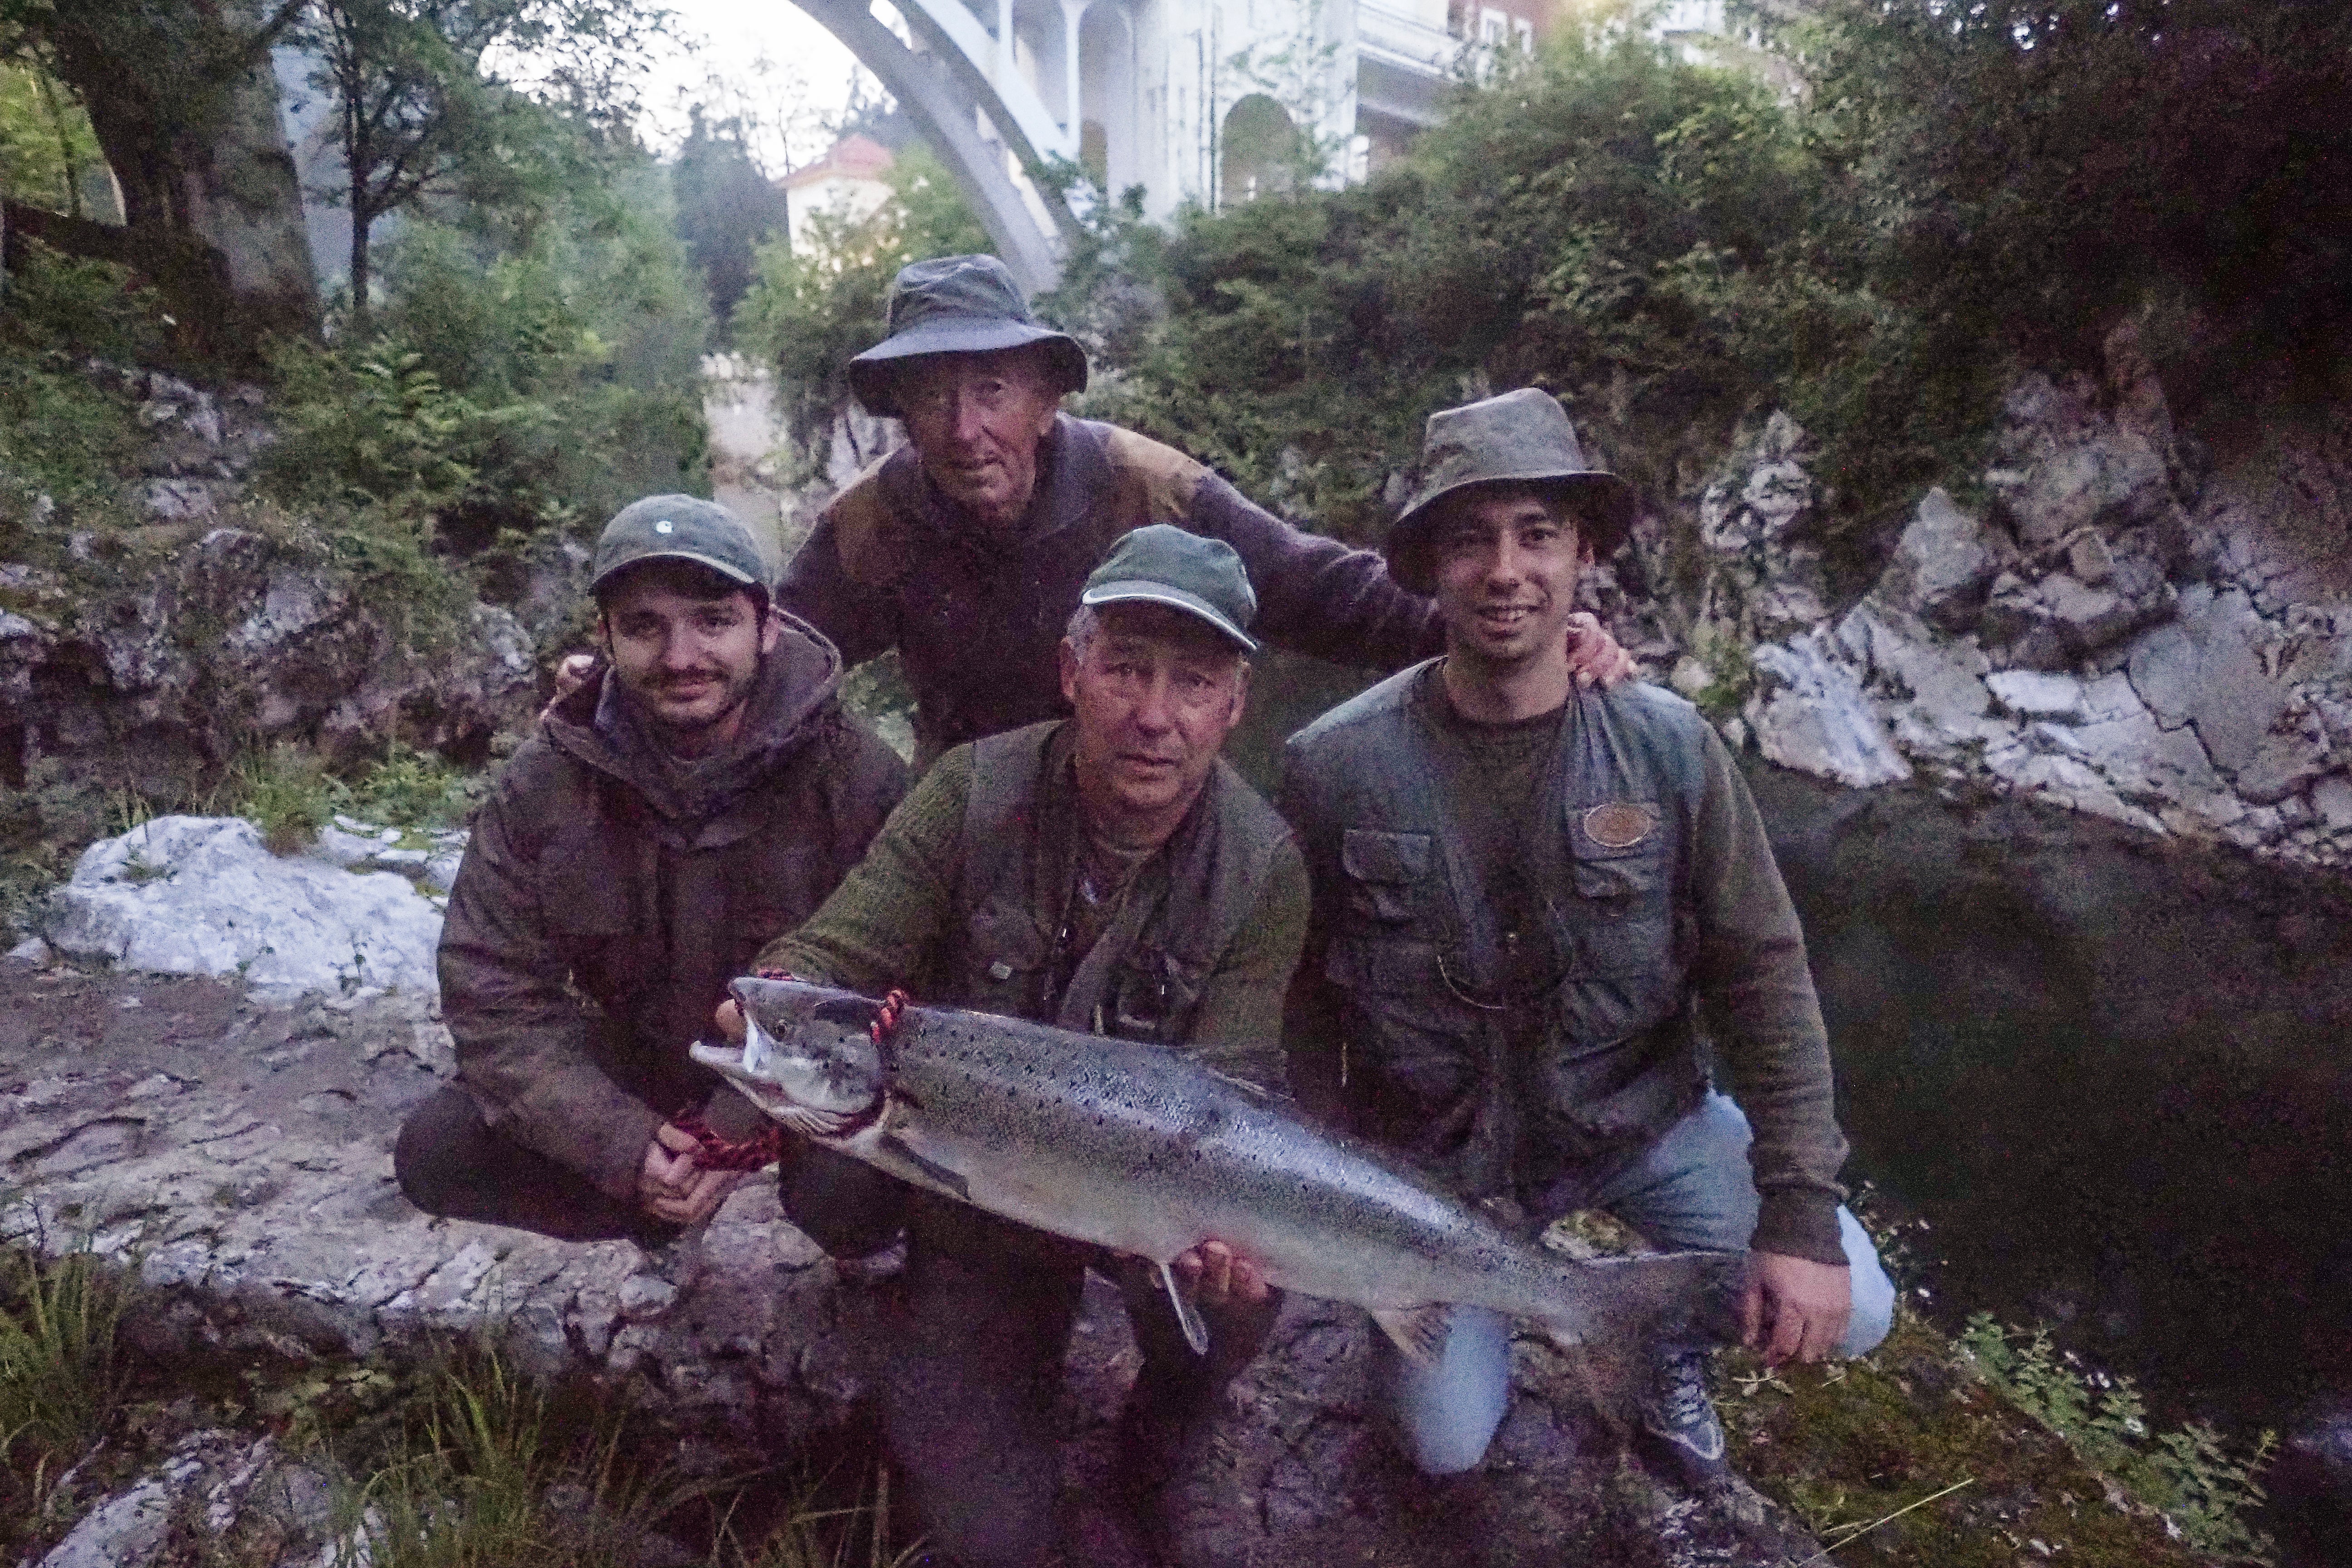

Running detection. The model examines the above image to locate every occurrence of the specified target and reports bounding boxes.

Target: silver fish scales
[691,976,1744,1360]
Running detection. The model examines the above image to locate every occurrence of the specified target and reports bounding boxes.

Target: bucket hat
[1080,524,1259,653]
[1385,387,1640,594]
[847,254,1089,418]
[593,495,769,598]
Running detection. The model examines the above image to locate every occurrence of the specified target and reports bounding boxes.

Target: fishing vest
[1286,664,1713,1196]
[946,720,1287,1047]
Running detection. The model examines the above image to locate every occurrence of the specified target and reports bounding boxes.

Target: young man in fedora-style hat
[1280,388,1896,1489]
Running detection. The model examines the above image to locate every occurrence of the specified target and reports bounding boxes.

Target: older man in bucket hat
[736,524,1307,1565]
[1279,388,1895,1491]
[772,254,1635,766]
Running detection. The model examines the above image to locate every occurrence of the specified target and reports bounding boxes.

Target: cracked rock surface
[1,960,1816,1564]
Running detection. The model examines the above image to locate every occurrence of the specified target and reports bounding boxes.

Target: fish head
[688,976,886,1123]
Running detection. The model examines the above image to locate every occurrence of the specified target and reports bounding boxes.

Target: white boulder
[1986,670,2086,721]
[44,815,443,1001]
[1749,633,1913,789]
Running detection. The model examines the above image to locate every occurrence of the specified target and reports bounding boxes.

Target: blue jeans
[1382,1091,1897,1475]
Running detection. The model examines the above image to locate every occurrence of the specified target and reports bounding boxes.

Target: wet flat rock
[2,958,1818,1562]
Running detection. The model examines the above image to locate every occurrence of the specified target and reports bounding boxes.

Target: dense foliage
[1048,0,2351,552]
[289,0,670,314]
[669,110,791,335]
[1806,0,2352,408]
[261,126,710,548]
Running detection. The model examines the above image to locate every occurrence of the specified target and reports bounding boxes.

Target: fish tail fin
[1536,1250,1749,1351]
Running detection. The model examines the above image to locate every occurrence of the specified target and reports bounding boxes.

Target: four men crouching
[409,255,1894,1561]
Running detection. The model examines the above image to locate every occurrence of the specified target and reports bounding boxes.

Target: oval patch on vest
[1582,803,1654,850]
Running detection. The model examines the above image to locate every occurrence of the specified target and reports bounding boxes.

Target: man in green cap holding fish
[735,524,1305,1566]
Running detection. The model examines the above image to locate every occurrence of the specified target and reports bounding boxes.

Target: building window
[1479,7,1508,44]
[1512,15,1534,49]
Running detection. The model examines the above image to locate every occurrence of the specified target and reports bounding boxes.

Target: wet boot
[1632,1347,1731,1490]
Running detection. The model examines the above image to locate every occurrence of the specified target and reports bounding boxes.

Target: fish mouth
[691,1038,873,1139]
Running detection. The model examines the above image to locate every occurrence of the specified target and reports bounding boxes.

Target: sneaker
[1633,1347,1730,1490]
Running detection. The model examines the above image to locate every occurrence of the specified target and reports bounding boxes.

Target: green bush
[1800,0,2352,406]
[1059,29,1919,543]
[262,141,710,549]
[233,743,341,855]
[1058,1,2350,554]
[736,143,990,470]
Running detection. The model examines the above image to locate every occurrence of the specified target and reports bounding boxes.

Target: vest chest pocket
[1108,948,1206,1044]
[1566,801,1670,973]
[964,896,1051,1014]
[1340,828,1431,928]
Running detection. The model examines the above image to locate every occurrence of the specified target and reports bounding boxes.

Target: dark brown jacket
[778,415,1442,765]
[438,619,910,1199]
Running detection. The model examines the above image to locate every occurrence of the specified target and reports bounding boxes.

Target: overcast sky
[636,0,874,173]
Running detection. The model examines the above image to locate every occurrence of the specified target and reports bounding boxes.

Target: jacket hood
[540,608,848,823]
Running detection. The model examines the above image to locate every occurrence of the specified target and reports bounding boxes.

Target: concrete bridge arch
[789,0,1108,295]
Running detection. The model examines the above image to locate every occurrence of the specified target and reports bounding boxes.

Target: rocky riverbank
[1661,326,2352,874]
[1,951,2236,1567]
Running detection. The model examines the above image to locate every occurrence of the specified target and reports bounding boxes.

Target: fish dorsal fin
[1371,1304,1453,1368]
[1158,1259,1212,1356]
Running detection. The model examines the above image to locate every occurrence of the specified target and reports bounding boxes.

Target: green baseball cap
[1386,387,1640,594]
[1080,525,1259,653]
[592,495,769,598]
[847,254,1088,418]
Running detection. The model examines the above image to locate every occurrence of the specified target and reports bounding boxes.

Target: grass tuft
[0,1248,134,1533]
[231,744,339,856]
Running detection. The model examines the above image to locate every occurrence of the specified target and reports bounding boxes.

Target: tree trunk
[39,0,321,356]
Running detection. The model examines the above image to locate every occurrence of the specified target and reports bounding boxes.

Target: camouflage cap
[1386,388,1640,594]
[847,254,1089,418]
[592,495,769,598]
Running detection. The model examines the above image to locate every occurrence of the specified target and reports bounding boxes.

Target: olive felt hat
[847,254,1089,418]
[592,495,769,597]
[1385,387,1641,594]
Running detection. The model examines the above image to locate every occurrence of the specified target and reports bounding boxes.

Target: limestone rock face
[1748,633,1912,789]
[1988,371,2177,547]
[41,816,446,1000]
[0,525,540,804]
[1672,322,2352,869]
[0,966,1817,1567]
[1880,486,2003,633]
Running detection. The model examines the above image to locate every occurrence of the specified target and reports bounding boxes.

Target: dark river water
[1236,653,2352,1560]
[1752,766,2352,1563]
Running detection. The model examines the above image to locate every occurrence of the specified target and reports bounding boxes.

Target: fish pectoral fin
[878,1132,970,1202]
[1371,1304,1454,1368]
[1157,1259,1212,1357]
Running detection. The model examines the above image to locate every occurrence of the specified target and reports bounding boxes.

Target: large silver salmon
[691,976,1744,1361]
